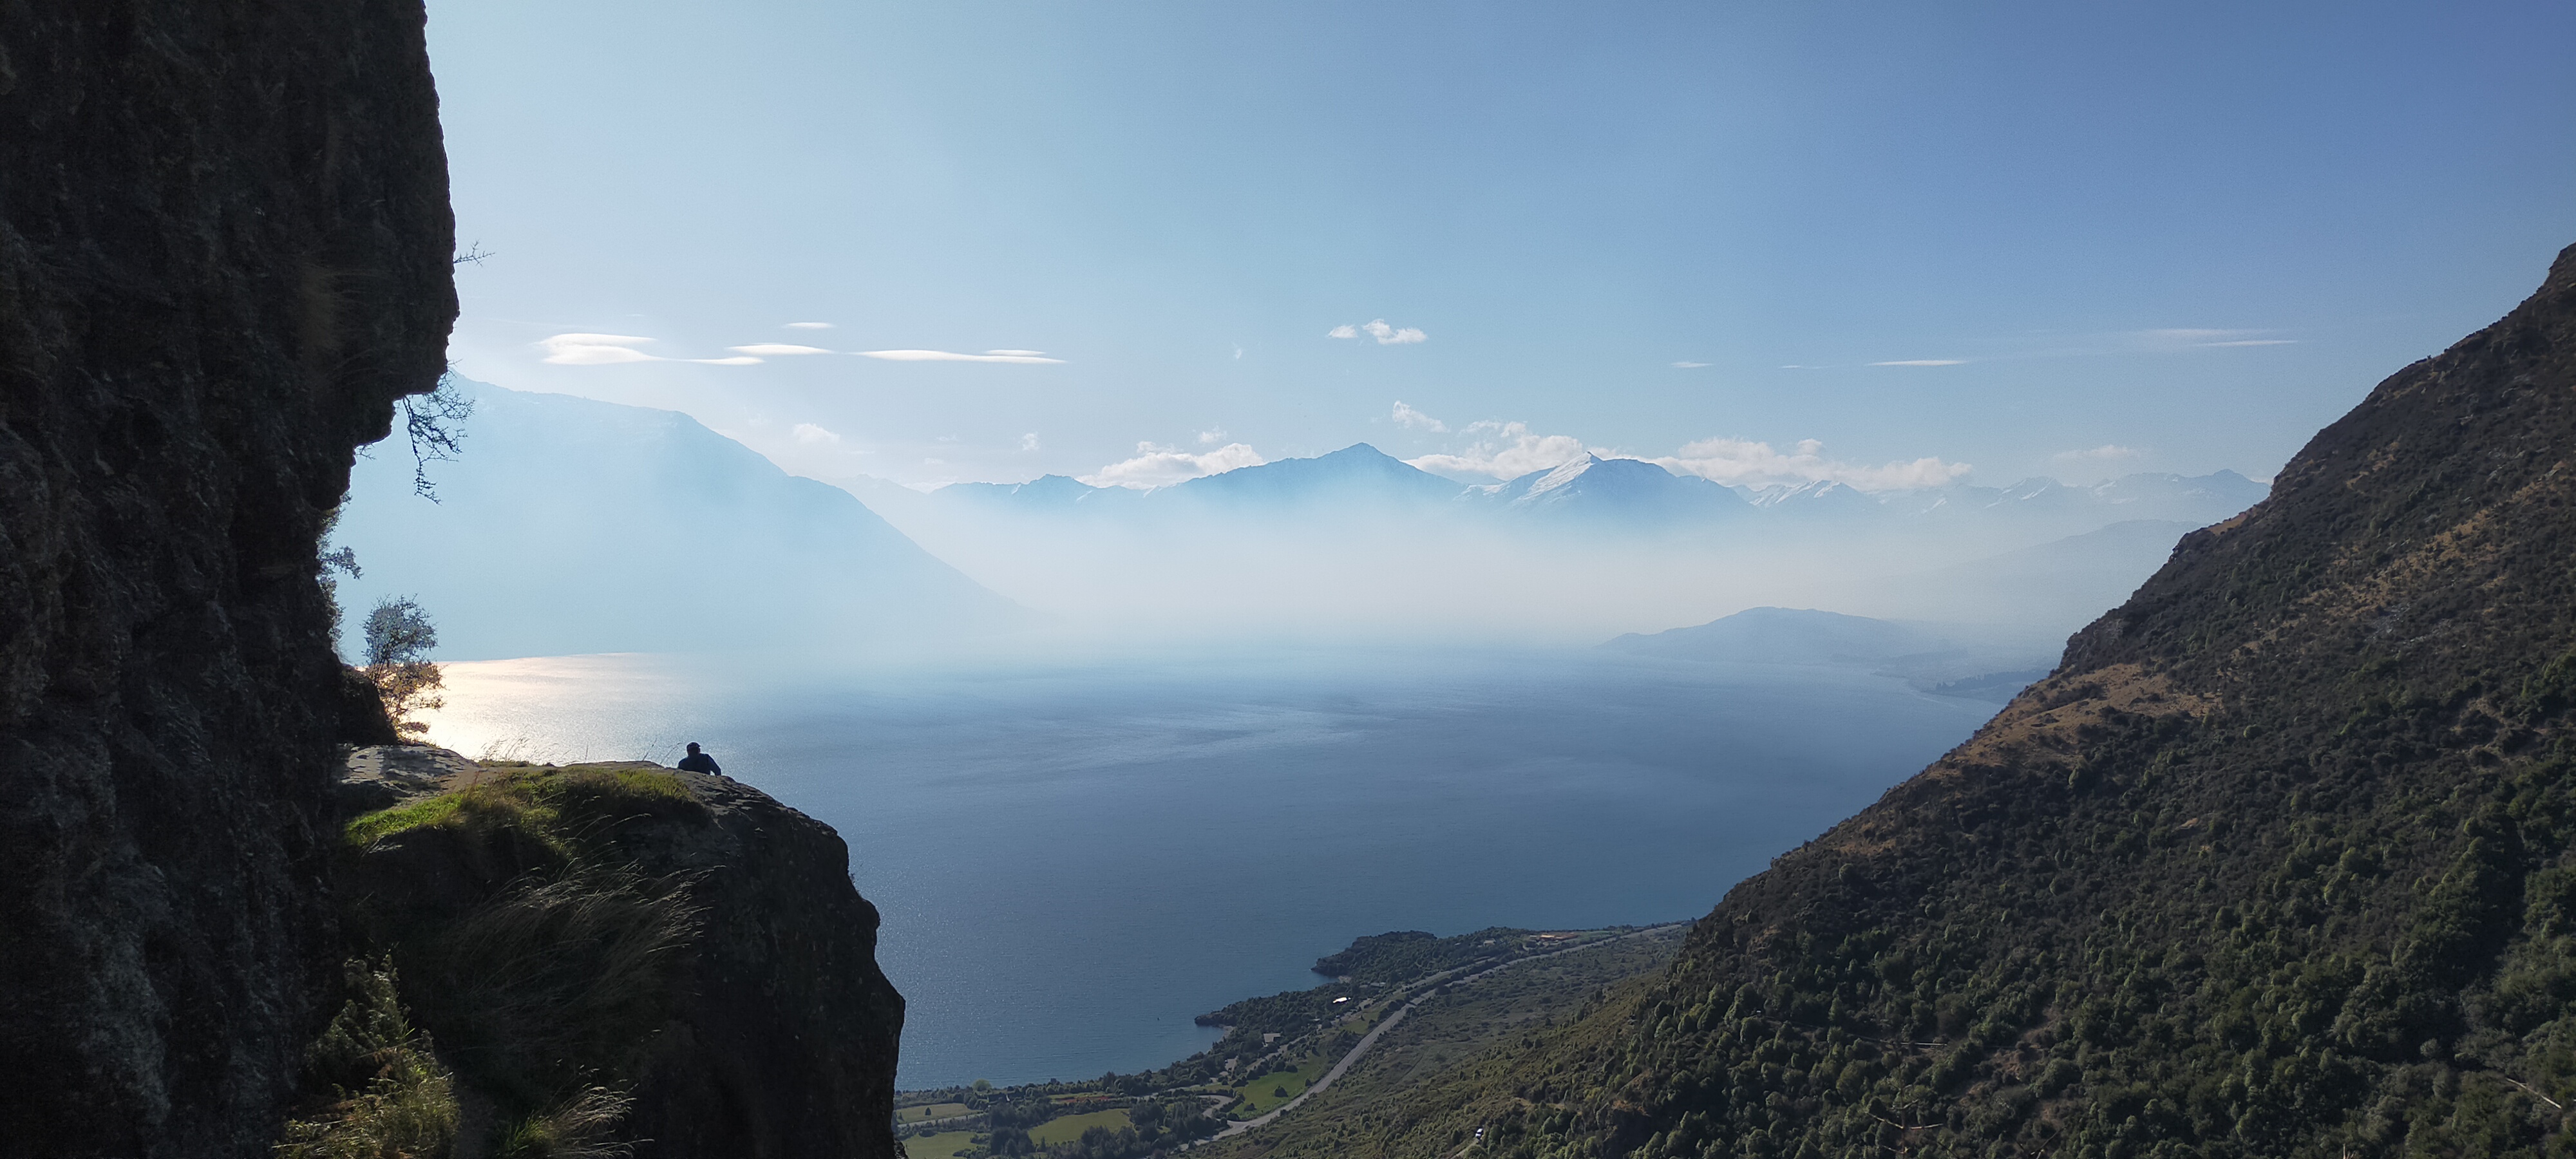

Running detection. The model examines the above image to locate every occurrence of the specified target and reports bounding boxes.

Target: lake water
[424,645,1998,1089]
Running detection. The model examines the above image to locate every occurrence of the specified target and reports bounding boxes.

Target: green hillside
[1310,248,2576,1159]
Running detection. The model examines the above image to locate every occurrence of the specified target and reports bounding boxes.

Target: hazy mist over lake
[332,379,2259,659]
[334,374,2258,1088]
[419,645,1998,1088]
[345,0,2566,1133]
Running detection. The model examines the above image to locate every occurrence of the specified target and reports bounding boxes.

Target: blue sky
[428,0,2575,491]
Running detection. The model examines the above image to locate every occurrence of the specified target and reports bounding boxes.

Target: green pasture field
[896,1102,972,1124]
[904,1130,978,1159]
[1229,1054,1329,1116]
[1030,1107,1133,1144]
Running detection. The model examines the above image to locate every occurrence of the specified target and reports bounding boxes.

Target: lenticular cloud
[858,350,1066,364]
[536,334,762,366]
[538,334,659,364]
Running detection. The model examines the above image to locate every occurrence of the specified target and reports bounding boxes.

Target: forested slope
[1445,247,2576,1159]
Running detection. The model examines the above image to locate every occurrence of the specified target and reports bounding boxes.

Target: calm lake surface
[426,645,1998,1089]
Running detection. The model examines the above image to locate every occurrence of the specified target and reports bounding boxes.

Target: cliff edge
[328,750,904,1158]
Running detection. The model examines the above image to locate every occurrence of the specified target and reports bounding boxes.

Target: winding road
[1188,923,1689,1147]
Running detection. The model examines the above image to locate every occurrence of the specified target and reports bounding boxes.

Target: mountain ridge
[910,449,2260,540]
[1204,243,2576,1159]
[336,379,1022,659]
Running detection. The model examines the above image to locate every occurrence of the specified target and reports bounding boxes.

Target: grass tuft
[498,1086,637,1159]
[323,760,710,1152]
[527,766,702,833]
[418,865,701,1107]
[279,959,460,1158]
[342,764,700,854]
[345,793,465,847]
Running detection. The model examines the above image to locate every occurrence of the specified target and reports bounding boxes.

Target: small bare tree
[400,373,475,500]
[363,596,445,737]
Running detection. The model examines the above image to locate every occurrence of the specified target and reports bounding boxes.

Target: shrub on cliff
[278,960,460,1159]
[362,596,446,737]
[333,765,708,1154]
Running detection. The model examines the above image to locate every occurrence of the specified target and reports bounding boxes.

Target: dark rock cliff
[620,772,905,1159]
[0,1,455,1155]
[1366,245,2576,1158]
[330,752,905,1158]
[1,5,913,1154]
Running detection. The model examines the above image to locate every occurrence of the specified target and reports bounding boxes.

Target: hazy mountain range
[332,379,1019,660]
[336,381,2266,656]
[876,443,2264,544]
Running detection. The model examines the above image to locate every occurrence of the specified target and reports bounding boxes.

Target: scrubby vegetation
[342,764,699,851]
[299,763,715,1156]
[278,961,460,1159]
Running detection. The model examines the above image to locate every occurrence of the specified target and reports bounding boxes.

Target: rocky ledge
[313,748,903,1158]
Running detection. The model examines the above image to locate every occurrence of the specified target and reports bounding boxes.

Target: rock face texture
[0,2,456,1154]
[619,773,907,1159]
[333,753,907,1159]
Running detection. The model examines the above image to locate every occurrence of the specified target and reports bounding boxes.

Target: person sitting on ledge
[677,742,724,778]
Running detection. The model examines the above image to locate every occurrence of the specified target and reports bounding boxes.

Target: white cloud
[1020,432,1041,451]
[536,333,762,366]
[1870,359,1967,367]
[1080,442,1267,489]
[791,422,842,445]
[2134,328,2295,349]
[538,334,659,364]
[1405,422,1597,480]
[1391,402,1448,433]
[2054,444,2141,462]
[730,343,835,356]
[1652,437,1973,491]
[1329,319,1427,344]
[1196,427,1227,446]
[786,321,836,330]
[858,349,1066,364]
[1672,361,1710,369]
